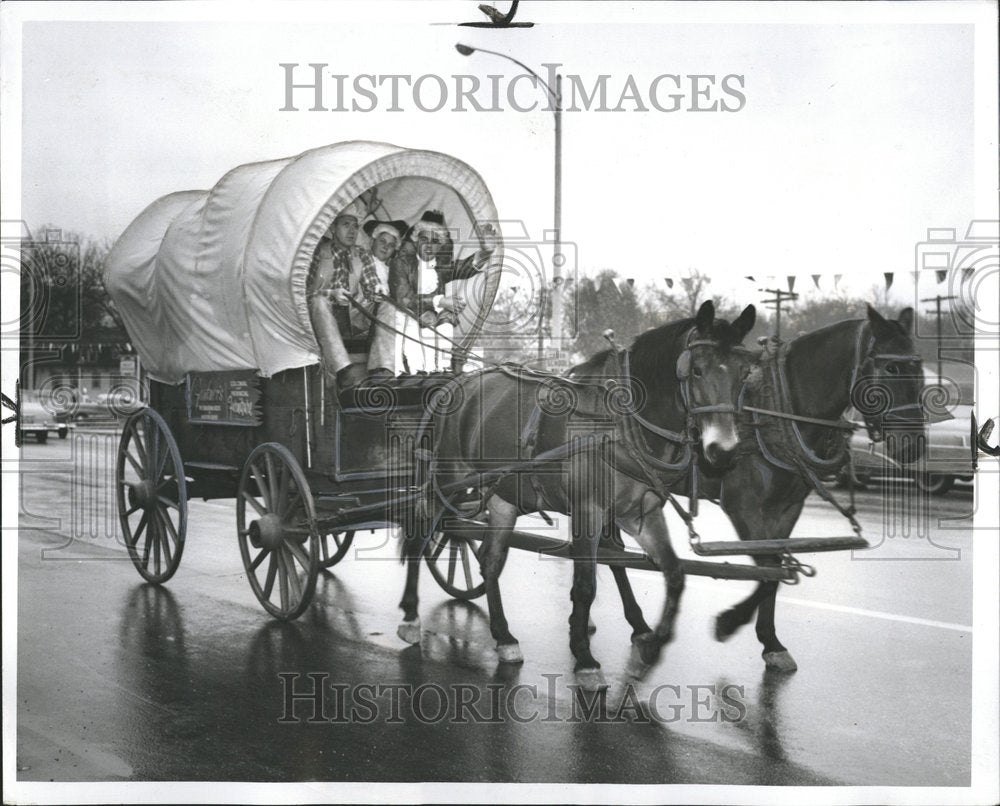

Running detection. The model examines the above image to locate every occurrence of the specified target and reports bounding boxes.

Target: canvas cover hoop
[105,141,503,383]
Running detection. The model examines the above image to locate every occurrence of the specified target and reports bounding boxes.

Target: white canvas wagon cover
[105,141,501,383]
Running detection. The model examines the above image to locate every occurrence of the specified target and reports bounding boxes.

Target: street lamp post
[456,44,563,357]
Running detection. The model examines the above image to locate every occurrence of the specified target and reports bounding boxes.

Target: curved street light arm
[456,44,560,107]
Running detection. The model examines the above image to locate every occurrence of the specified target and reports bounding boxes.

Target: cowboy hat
[362,219,408,241]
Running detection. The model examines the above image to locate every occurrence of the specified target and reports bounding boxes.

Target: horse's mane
[569,315,747,405]
[630,315,748,398]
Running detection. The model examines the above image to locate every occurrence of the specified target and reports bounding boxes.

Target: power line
[759,288,799,339]
[920,294,957,382]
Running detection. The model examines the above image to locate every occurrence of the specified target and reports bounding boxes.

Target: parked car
[840,403,976,495]
[17,397,70,444]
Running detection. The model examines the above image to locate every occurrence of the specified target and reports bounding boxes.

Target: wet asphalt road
[14,430,976,785]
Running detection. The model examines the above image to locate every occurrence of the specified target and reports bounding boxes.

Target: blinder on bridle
[676,334,747,417]
[851,335,926,442]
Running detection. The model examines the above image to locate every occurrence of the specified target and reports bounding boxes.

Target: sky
[5,1,998,310]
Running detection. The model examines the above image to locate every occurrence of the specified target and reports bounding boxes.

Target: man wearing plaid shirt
[308,209,398,388]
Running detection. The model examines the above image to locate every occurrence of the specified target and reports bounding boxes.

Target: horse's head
[681,300,757,470]
[853,305,926,464]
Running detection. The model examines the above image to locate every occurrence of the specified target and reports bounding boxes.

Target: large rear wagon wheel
[424,529,501,601]
[116,409,187,584]
[237,443,319,620]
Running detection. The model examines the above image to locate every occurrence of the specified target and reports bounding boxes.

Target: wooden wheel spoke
[129,422,147,467]
[125,502,141,516]
[263,553,278,597]
[276,464,291,515]
[157,495,179,511]
[141,513,155,568]
[249,546,271,573]
[281,491,303,520]
[242,491,266,517]
[124,450,144,476]
[283,547,303,602]
[131,512,148,547]
[265,452,278,507]
[285,538,311,572]
[157,506,180,545]
[276,548,290,610]
[155,509,173,568]
[320,534,331,561]
[460,540,473,589]
[153,514,164,575]
[431,534,448,561]
[250,462,271,509]
[447,542,458,585]
[154,443,170,482]
[145,421,159,477]
[156,476,178,493]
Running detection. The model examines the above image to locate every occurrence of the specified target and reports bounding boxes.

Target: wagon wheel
[424,529,504,601]
[116,408,187,584]
[237,443,319,620]
[319,530,355,569]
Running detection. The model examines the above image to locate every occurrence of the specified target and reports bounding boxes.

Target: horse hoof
[575,667,608,692]
[714,612,738,642]
[497,642,524,664]
[625,644,652,681]
[763,650,798,672]
[396,618,422,645]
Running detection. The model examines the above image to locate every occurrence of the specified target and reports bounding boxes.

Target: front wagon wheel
[237,443,319,620]
[319,530,355,569]
[116,408,187,584]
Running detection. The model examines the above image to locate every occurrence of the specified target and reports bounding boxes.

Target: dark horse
[612,304,927,672]
[397,300,757,688]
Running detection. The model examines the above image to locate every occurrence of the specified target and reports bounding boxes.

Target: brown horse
[397,301,757,688]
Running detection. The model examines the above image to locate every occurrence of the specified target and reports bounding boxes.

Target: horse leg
[603,525,652,639]
[568,505,606,690]
[755,576,796,671]
[715,462,803,670]
[609,566,652,640]
[397,528,424,645]
[714,581,771,642]
[617,507,685,680]
[482,495,522,663]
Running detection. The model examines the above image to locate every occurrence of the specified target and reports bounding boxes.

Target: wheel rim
[237,444,319,620]
[319,530,355,569]
[116,409,187,584]
[424,531,490,601]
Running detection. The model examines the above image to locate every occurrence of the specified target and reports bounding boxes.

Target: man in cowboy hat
[355,218,408,377]
[389,210,498,328]
[308,208,404,387]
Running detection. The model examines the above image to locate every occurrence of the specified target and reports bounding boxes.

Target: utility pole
[920,294,957,382]
[759,288,799,340]
[537,286,546,361]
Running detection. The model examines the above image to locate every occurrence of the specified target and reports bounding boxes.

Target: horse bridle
[848,324,925,442]
[614,327,749,442]
[676,333,751,418]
